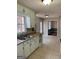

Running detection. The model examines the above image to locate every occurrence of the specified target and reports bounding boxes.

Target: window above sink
[17,15,31,33]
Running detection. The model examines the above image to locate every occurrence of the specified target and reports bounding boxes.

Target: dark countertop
[17,32,41,45]
[17,38,30,45]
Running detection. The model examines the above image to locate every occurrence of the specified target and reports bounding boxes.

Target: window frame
[17,16,25,33]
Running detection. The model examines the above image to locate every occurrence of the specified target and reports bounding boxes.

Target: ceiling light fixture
[42,0,53,5]
[45,15,49,18]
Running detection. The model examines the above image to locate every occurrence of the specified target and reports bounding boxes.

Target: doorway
[48,21,57,36]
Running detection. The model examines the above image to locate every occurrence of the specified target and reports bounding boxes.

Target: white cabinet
[34,36,39,48]
[30,36,39,53]
[17,43,24,57]
[17,35,40,59]
[23,40,31,58]
[25,16,31,28]
[30,39,36,53]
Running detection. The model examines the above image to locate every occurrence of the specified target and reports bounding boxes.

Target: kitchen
[1,0,79,59]
[17,0,61,59]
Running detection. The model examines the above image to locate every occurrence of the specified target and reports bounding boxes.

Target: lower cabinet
[30,39,36,53]
[23,40,31,58]
[33,36,39,49]
[17,35,40,59]
[17,43,24,59]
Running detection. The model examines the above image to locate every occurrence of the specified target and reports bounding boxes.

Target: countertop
[17,32,41,45]
[17,39,25,45]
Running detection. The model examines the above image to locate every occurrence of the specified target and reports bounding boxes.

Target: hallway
[28,36,61,59]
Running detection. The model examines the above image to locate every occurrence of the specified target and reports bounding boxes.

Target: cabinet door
[17,43,24,57]
[30,36,39,53]
[34,36,39,48]
[23,40,31,58]
[30,39,35,53]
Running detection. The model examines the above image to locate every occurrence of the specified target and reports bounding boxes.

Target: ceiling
[17,0,61,18]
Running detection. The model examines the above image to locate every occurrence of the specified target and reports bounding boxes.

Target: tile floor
[28,36,61,59]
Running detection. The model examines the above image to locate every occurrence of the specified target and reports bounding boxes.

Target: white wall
[43,19,48,36]
[17,3,36,28]
[58,17,61,39]
[51,21,57,28]
[36,17,40,32]
[36,17,43,33]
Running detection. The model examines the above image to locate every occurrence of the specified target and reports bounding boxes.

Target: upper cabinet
[24,16,31,28]
[17,3,36,28]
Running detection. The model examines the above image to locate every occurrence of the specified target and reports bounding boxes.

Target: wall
[36,17,40,32]
[51,21,57,28]
[58,17,61,39]
[43,19,48,36]
[17,3,36,28]
[36,17,43,33]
